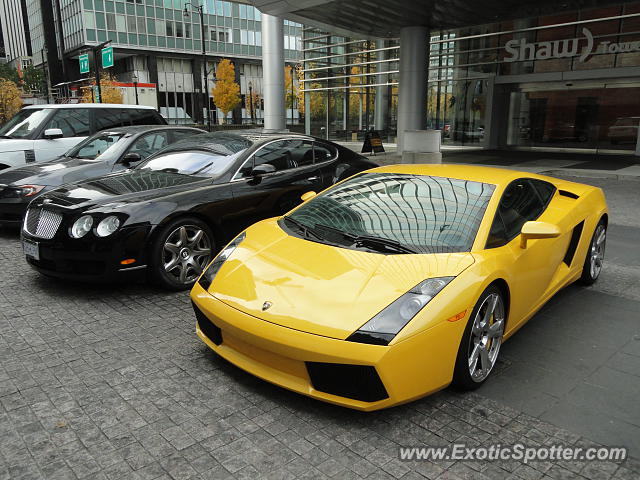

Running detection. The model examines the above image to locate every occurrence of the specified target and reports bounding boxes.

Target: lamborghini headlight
[348,277,454,345]
[197,232,246,290]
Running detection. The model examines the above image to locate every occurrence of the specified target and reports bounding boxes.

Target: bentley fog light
[70,215,94,238]
[198,232,246,290]
[96,216,121,237]
[348,277,454,345]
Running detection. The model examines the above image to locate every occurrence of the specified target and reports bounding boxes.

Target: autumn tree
[0,79,23,125]
[297,63,329,119]
[212,59,240,124]
[80,73,123,104]
[284,65,299,111]
[21,66,45,95]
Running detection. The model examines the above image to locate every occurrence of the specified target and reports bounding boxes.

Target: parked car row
[0,123,376,289]
[0,110,610,411]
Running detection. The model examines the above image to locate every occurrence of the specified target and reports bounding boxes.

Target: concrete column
[374,39,389,132]
[397,26,428,154]
[262,13,285,131]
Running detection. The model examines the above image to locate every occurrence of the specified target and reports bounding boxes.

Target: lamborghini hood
[210,219,475,339]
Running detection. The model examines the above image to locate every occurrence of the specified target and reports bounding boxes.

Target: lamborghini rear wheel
[452,285,505,390]
[579,220,606,285]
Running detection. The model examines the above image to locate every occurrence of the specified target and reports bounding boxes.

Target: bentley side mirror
[251,163,276,177]
[43,128,64,140]
[520,221,561,249]
[300,191,317,202]
[120,152,142,165]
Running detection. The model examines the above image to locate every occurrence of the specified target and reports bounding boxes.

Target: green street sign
[79,54,90,74]
[101,46,114,69]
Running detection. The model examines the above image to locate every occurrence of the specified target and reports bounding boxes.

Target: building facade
[25,0,302,124]
[297,1,640,154]
[0,0,32,65]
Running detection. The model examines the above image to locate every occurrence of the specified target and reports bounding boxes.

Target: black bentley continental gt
[21,131,376,289]
[0,125,203,226]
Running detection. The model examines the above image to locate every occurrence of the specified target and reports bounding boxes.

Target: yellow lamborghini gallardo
[190,165,608,411]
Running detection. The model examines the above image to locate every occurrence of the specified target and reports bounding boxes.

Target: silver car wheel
[468,293,505,383]
[163,225,212,285]
[590,224,606,280]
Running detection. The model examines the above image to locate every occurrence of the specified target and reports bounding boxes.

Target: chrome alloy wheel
[468,293,505,383]
[590,224,606,280]
[163,225,212,285]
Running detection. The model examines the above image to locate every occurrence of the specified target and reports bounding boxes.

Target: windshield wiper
[312,223,417,254]
[351,235,418,254]
[191,162,214,176]
[283,216,322,241]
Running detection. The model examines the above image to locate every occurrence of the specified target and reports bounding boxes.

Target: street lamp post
[184,2,211,131]
[290,66,294,126]
[248,81,254,124]
[132,74,139,105]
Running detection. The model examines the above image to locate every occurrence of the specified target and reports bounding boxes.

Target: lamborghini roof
[368,164,553,186]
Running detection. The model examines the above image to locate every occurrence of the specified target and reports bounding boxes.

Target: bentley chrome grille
[23,208,63,239]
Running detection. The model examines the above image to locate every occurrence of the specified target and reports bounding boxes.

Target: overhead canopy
[249,0,626,37]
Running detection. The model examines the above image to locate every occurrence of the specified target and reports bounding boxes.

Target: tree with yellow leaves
[80,73,123,104]
[0,78,23,125]
[246,91,260,122]
[297,63,329,119]
[284,65,299,110]
[212,59,240,124]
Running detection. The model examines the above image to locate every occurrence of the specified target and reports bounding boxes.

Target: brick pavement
[0,227,638,480]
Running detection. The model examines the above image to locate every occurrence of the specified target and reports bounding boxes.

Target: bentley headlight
[96,215,121,237]
[70,215,94,238]
[198,232,246,290]
[348,277,454,345]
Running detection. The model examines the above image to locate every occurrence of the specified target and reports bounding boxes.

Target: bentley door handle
[307,176,319,181]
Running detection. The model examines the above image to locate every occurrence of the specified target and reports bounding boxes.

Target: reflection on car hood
[211,218,475,340]
[41,169,207,209]
[0,157,97,186]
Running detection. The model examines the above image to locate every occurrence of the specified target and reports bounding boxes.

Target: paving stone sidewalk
[1,227,638,479]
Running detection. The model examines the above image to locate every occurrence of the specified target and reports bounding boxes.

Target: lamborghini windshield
[286,172,495,254]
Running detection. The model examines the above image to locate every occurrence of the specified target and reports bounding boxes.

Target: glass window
[166,20,173,36]
[171,129,200,143]
[497,179,546,241]
[44,109,90,138]
[95,108,129,130]
[106,13,115,30]
[530,179,556,205]
[185,22,191,38]
[127,15,136,32]
[175,21,183,37]
[155,19,165,35]
[253,140,298,172]
[84,11,96,28]
[288,173,496,254]
[0,108,49,139]
[129,109,164,125]
[137,17,146,33]
[68,132,125,159]
[138,150,236,177]
[129,131,170,159]
[313,142,336,162]
[116,14,126,32]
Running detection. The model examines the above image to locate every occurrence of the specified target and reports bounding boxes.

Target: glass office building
[27,0,302,123]
[303,2,640,153]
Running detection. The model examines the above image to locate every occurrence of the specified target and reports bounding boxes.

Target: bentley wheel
[579,220,606,285]
[151,217,214,290]
[452,285,505,390]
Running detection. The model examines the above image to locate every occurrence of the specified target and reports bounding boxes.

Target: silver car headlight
[197,231,246,290]
[70,215,93,238]
[347,277,454,345]
[96,215,121,237]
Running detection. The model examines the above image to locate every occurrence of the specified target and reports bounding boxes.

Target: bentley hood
[210,219,475,339]
[39,169,207,210]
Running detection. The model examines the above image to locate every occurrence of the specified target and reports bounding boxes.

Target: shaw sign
[504,27,640,62]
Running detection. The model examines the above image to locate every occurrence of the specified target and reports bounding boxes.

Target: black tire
[579,219,606,286]
[149,217,215,291]
[452,285,505,391]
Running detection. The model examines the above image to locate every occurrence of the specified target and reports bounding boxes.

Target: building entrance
[506,80,640,153]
